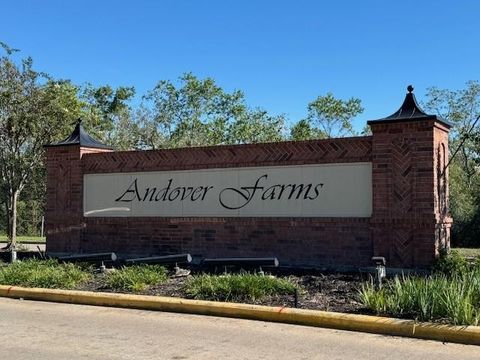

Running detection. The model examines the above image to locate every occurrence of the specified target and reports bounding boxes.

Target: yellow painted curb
[1,285,479,346]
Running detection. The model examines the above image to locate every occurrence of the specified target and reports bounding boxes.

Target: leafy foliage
[0,51,84,245]
[185,273,297,302]
[81,84,138,150]
[432,250,470,275]
[291,92,363,140]
[424,81,480,247]
[0,44,139,240]
[137,73,285,149]
[290,119,325,141]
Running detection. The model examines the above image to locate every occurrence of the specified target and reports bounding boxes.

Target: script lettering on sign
[83,163,372,217]
[113,174,324,210]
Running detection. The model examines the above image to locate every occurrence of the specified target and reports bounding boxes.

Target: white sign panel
[83,163,372,218]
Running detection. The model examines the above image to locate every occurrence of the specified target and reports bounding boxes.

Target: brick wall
[45,123,450,269]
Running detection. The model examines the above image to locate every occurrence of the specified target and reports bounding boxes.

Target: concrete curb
[1,285,479,346]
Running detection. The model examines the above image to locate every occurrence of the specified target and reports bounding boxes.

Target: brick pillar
[369,87,452,268]
[45,146,112,254]
[44,120,113,255]
[45,145,84,254]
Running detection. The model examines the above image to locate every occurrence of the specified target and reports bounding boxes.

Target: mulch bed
[77,269,372,314]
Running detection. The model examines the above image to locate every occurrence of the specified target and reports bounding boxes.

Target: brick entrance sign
[45,87,452,269]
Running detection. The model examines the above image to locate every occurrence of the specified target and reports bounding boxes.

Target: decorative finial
[407,85,414,93]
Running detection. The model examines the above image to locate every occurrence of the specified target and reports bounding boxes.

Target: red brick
[45,123,450,269]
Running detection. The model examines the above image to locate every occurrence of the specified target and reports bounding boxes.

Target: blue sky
[1,0,479,130]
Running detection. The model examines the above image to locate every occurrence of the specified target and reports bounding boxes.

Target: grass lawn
[0,236,46,243]
[452,248,480,258]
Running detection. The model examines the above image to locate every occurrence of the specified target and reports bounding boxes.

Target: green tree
[0,49,83,249]
[290,119,324,141]
[291,92,363,140]
[424,81,480,246]
[139,73,244,148]
[139,73,284,149]
[81,84,138,150]
[228,109,285,144]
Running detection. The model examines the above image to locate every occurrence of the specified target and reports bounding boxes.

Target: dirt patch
[77,269,371,313]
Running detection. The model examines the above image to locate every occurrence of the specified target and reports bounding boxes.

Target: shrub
[105,265,168,292]
[185,273,297,302]
[433,250,470,276]
[0,259,91,289]
[359,271,480,326]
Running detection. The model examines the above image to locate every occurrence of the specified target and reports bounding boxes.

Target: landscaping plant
[0,259,91,289]
[359,252,480,326]
[185,273,297,302]
[105,265,168,292]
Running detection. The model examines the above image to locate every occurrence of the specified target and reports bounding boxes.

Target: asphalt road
[0,297,478,360]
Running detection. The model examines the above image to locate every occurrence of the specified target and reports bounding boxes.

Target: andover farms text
[115,174,324,210]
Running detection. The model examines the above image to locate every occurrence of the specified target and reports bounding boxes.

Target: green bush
[185,273,297,302]
[433,250,470,275]
[105,265,168,292]
[359,270,480,326]
[0,259,91,289]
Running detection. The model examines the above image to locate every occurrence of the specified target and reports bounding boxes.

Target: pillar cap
[367,86,451,128]
[44,119,113,149]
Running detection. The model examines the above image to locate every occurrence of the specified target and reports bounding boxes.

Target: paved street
[0,297,478,360]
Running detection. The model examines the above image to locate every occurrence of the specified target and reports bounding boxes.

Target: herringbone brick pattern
[82,137,372,173]
[392,229,413,267]
[392,138,412,214]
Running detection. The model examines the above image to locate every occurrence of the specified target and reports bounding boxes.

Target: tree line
[1,42,479,248]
